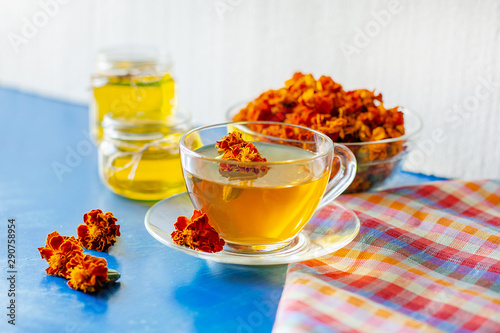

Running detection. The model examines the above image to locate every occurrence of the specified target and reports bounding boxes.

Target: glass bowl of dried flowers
[227,72,422,193]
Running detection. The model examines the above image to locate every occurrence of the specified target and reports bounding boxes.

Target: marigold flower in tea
[67,254,110,293]
[215,131,247,152]
[38,231,85,279]
[215,132,269,180]
[77,209,121,252]
[171,210,225,253]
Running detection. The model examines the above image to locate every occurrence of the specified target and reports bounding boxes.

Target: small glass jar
[91,45,176,143]
[98,109,192,201]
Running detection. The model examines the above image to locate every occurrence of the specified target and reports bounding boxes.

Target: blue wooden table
[0,88,445,333]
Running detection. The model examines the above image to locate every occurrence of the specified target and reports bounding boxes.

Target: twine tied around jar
[105,136,180,181]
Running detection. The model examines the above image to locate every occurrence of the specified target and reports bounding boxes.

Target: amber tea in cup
[180,122,356,252]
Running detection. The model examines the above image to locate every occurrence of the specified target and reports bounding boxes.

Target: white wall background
[1,0,499,179]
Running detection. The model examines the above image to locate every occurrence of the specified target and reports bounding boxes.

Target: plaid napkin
[273,179,500,333]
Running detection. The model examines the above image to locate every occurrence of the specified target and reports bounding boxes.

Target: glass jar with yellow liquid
[99,110,192,201]
[91,46,176,142]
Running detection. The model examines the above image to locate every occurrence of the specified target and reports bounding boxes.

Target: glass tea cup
[179,121,356,253]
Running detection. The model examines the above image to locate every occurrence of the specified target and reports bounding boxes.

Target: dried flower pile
[232,72,408,192]
[233,72,405,143]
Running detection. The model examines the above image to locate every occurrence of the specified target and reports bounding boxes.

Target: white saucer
[145,192,360,265]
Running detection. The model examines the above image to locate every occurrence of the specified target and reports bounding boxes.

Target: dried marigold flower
[233,73,408,192]
[77,209,121,252]
[215,131,247,153]
[232,72,405,145]
[67,254,109,293]
[215,132,269,180]
[171,210,225,253]
[38,231,85,278]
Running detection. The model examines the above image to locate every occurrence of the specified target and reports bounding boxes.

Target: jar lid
[96,45,172,76]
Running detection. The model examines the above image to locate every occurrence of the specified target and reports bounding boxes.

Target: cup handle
[318,143,357,208]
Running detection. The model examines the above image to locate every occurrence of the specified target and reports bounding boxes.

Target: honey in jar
[91,46,176,142]
[98,110,192,201]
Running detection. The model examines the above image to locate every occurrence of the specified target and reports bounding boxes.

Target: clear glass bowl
[227,103,422,193]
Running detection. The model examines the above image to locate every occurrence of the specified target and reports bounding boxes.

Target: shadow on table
[173,261,287,333]
[41,273,121,312]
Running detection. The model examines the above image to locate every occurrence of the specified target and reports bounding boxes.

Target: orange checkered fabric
[273,179,500,332]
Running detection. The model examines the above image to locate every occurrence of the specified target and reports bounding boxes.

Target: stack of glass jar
[91,46,192,200]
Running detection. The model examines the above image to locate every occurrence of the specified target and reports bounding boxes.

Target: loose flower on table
[77,209,121,252]
[38,209,121,293]
[171,210,225,253]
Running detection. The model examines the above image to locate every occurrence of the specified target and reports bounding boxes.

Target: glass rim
[179,121,336,166]
[226,102,422,145]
